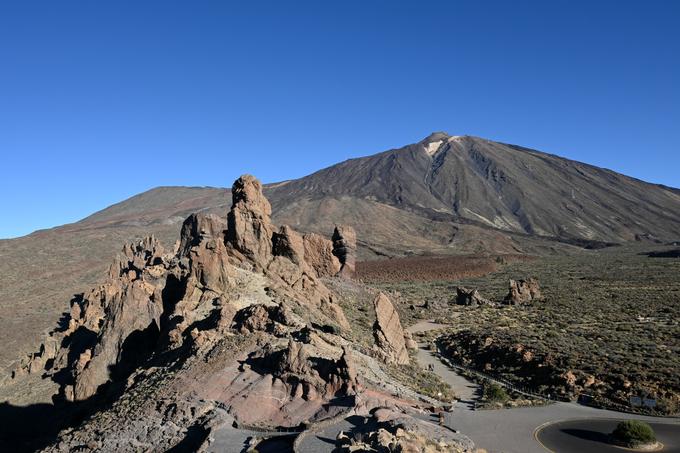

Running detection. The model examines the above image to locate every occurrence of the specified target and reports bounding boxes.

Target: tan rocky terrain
[0,175,473,452]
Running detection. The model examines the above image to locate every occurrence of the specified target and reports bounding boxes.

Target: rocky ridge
[4,175,470,452]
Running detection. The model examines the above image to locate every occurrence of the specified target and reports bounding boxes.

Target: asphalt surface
[536,419,680,453]
[408,320,680,453]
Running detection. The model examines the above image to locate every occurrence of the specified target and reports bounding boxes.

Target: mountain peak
[421,131,451,143]
[420,132,468,156]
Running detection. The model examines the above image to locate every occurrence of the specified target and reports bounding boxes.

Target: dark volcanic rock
[454,286,492,306]
[332,225,357,279]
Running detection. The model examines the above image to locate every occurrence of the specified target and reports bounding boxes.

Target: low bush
[611,420,656,447]
[483,382,509,403]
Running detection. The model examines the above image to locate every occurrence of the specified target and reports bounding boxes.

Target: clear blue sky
[1,1,679,239]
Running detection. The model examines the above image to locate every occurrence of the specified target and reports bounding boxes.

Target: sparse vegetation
[385,361,456,402]
[373,245,680,415]
[357,254,532,283]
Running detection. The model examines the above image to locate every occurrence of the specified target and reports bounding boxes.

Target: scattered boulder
[373,292,410,365]
[332,225,357,279]
[454,286,491,306]
[504,278,543,305]
[403,330,418,351]
[232,303,297,334]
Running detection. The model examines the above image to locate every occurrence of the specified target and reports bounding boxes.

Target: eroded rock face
[504,278,543,305]
[179,213,233,294]
[13,236,172,401]
[226,174,274,267]
[372,292,409,365]
[302,232,341,278]
[251,339,358,399]
[13,174,354,405]
[232,303,298,334]
[454,286,491,306]
[272,225,306,266]
[332,225,357,279]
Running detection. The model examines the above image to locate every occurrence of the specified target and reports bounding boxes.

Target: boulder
[232,303,297,334]
[454,286,491,306]
[403,330,418,351]
[372,292,409,365]
[504,278,543,305]
[332,225,357,279]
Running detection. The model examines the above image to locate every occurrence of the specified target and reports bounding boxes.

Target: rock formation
[250,339,358,399]
[504,278,543,305]
[226,174,274,267]
[403,330,419,351]
[454,286,491,306]
[332,225,357,278]
[13,175,352,400]
[373,292,410,365]
[302,232,341,277]
[232,303,298,334]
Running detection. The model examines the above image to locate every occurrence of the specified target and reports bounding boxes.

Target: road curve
[536,419,680,453]
[407,319,680,453]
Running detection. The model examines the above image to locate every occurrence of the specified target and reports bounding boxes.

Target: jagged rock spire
[226,175,274,267]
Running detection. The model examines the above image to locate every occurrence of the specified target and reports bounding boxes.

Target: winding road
[407,320,680,453]
[537,419,680,453]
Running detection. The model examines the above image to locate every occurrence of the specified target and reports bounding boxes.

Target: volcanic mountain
[268,132,680,249]
[1,132,680,374]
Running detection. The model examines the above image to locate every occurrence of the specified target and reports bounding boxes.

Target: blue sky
[1,1,679,239]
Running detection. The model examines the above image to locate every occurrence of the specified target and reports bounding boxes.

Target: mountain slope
[267,133,680,244]
[2,132,680,375]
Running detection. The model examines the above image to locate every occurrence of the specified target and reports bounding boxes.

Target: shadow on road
[561,427,611,444]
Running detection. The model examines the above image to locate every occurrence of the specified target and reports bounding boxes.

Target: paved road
[295,416,361,453]
[206,424,299,453]
[407,319,680,453]
[449,400,679,453]
[414,343,478,403]
[536,419,680,453]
